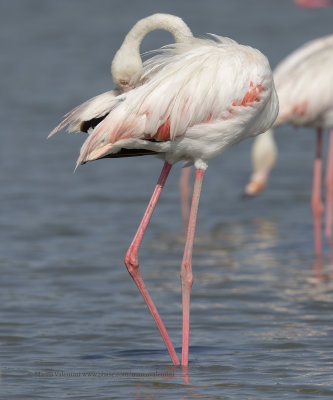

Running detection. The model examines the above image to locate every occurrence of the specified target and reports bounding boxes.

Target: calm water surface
[1,0,333,398]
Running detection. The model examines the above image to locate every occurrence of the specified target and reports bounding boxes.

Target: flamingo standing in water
[245,34,333,257]
[50,14,278,366]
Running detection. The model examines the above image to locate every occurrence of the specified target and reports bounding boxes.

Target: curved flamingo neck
[111,14,192,90]
[122,13,192,48]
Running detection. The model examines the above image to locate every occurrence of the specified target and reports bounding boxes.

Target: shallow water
[1,0,333,398]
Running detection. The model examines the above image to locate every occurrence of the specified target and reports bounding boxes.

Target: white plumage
[275,34,333,128]
[245,33,333,257]
[246,33,333,196]
[51,36,278,170]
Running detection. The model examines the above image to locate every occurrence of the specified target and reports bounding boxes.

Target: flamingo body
[274,34,333,129]
[52,36,278,170]
[246,33,333,194]
[245,34,333,256]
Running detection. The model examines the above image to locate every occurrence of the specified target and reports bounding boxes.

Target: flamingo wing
[76,36,277,167]
[48,89,120,138]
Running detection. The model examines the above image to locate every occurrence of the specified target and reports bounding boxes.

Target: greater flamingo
[244,34,333,257]
[50,16,278,366]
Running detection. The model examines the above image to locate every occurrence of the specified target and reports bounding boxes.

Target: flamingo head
[244,170,270,196]
[111,47,143,93]
[244,129,277,196]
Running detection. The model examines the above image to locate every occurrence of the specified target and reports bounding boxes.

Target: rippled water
[1,0,333,398]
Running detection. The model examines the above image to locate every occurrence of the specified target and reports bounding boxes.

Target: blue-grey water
[1,0,333,398]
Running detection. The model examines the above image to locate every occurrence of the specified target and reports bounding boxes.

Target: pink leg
[181,168,205,366]
[325,130,333,244]
[179,166,192,231]
[311,129,324,257]
[124,161,180,366]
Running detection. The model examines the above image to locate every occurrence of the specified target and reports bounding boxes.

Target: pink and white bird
[245,34,333,257]
[49,14,278,366]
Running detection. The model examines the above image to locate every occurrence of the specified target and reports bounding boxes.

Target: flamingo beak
[244,179,266,196]
[243,171,269,197]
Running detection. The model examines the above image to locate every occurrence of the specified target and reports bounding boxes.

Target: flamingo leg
[181,168,205,366]
[124,161,180,366]
[325,130,333,245]
[179,166,192,232]
[311,129,324,257]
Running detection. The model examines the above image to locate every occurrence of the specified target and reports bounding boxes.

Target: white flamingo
[245,34,333,257]
[50,14,278,366]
